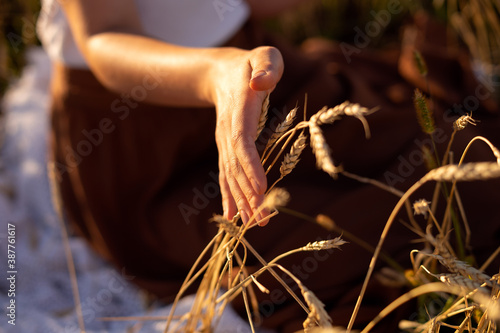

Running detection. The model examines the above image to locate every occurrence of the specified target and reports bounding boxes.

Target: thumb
[249,46,284,91]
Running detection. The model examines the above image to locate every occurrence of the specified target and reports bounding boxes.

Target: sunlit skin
[60,0,310,225]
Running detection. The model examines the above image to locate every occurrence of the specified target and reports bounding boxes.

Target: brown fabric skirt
[50,16,500,332]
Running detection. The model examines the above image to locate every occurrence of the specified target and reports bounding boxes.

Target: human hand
[210,46,284,225]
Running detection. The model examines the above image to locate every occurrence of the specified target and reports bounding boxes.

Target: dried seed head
[453,114,478,131]
[438,274,489,294]
[302,286,333,330]
[280,131,307,178]
[210,215,240,237]
[266,106,298,150]
[413,199,431,218]
[301,237,347,251]
[309,122,342,178]
[414,89,435,134]
[314,101,373,126]
[423,252,493,287]
[413,50,428,76]
[262,188,290,211]
[424,162,500,182]
[315,214,336,231]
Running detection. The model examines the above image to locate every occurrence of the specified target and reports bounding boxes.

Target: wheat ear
[348,162,500,331]
[274,264,333,331]
[265,105,298,152]
[268,131,308,192]
[309,121,342,179]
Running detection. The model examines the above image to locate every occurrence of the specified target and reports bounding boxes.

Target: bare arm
[61,0,284,224]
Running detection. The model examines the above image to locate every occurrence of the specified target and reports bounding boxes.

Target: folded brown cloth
[50,14,500,332]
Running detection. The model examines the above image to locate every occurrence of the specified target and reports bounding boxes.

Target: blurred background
[0,1,499,332]
[1,0,40,102]
[2,0,499,105]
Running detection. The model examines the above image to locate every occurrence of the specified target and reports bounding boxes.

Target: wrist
[205,47,250,106]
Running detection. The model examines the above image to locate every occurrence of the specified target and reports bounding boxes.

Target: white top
[37,0,250,68]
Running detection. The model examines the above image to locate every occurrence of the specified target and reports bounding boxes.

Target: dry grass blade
[218,236,346,304]
[48,162,86,333]
[360,282,488,333]
[164,229,226,332]
[348,161,500,331]
[240,275,256,333]
[459,136,500,165]
[340,170,404,197]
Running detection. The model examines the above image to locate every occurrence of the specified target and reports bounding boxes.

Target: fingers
[214,46,283,226]
[218,158,237,220]
[217,125,264,225]
[248,46,284,92]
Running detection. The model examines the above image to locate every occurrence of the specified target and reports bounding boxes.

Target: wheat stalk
[424,234,493,287]
[348,161,500,331]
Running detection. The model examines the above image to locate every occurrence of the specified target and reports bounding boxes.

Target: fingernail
[251,70,267,81]
[240,210,249,224]
[252,208,261,223]
[258,208,270,227]
[250,178,262,194]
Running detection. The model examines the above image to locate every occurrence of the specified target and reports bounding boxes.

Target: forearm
[86,32,224,107]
